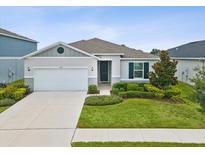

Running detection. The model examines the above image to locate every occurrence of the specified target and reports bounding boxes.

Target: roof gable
[22,41,99,59]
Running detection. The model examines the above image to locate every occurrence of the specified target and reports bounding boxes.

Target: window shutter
[129,62,134,79]
[144,62,149,79]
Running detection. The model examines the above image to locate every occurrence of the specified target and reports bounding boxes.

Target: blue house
[0,28,38,83]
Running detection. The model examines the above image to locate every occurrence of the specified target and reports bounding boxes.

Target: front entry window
[134,63,143,78]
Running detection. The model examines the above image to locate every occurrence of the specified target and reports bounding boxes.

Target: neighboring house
[23,38,158,91]
[167,40,205,84]
[0,28,38,83]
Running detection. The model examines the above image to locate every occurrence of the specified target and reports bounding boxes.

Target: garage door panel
[34,68,88,91]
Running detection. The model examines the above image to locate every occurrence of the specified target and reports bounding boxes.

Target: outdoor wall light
[91,67,94,71]
[27,67,31,72]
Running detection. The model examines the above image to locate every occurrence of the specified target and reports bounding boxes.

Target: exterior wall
[0,35,37,83]
[24,57,98,91]
[0,35,37,57]
[174,59,205,84]
[98,55,121,85]
[0,59,24,83]
[120,59,157,82]
[34,45,88,57]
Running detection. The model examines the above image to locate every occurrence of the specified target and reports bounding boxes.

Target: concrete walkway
[73,129,205,143]
[0,91,86,147]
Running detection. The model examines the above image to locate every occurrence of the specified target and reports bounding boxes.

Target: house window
[57,47,64,54]
[134,63,143,78]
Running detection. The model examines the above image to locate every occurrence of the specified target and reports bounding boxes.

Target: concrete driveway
[0,91,86,147]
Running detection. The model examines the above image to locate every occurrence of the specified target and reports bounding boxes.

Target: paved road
[0,91,86,147]
[73,128,205,143]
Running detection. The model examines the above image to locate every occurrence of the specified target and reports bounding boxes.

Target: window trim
[133,62,144,79]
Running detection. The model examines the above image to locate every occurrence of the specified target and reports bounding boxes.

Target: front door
[100,61,109,82]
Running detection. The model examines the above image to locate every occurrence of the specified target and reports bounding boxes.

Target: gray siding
[0,35,37,83]
[0,59,24,83]
[34,45,88,57]
[0,35,37,56]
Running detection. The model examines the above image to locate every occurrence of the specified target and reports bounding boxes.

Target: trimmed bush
[88,85,98,94]
[112,82,127,91]
[11,88,27,101]
[0,90,5,100]
[118,91,154,99]
[127,83,144,91]
[85,95,123,106]
[0,98,16,107]
[164,87,181,98]
[10,79,25,88]
[171,96,185,103]
[144,83,164,98]
[17,88,27,94]
[4,85,17,98]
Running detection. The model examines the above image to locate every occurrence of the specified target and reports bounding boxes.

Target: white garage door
[34,68,88,91]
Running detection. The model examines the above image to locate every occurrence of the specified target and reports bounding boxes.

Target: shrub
[85,95,123,106]
[111,88,121,95]
[11,88,27,101]
[144,83,164,98]
[127,83,144,91]
[164,87,181,98]
[88,85,98,94]
[149,51,178,89]
[0,98,16,107]
[191,66,205,104]
[112,82,127,91]
[0,90,5,100]
[118,91,154,99]
[10,79,25,88]
[4,85,17,98]
[171,96,185,103]
[0,83,7,88]
[17,88,27,94]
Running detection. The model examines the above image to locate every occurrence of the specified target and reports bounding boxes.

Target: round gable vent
[57,47,64,54]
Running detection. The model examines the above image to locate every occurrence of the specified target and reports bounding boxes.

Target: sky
[0,6,205,52]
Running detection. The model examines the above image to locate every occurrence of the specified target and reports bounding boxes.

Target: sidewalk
[72,129,205,143]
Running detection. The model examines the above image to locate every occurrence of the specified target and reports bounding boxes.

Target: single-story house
[23,38,158,91]
[168,40,205,84]
[0,28,38,83]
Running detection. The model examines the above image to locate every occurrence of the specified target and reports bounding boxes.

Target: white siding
[174,59,205,84]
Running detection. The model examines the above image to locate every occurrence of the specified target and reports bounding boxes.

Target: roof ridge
[87,37,143,52]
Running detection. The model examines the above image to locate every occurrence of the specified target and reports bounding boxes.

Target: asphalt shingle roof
[167,40,205,58]
[69,38,158,58]
[0,28,38,43]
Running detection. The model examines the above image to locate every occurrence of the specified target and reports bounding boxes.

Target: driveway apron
[0,91,86,147]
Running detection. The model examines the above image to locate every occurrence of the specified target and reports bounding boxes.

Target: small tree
[149,51,178,89]
[190,66,205,104]
[150,48,161,55]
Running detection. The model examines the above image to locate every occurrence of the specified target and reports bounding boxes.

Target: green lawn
[71,142,205,147]
[0,106,9,113]
[78,98,205,128]
[78,82,205,128]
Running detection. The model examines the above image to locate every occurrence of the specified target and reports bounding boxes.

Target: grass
[78,82,205,128]
[71,142,205,147]
[78,98,205,128]
[0,106,9,113]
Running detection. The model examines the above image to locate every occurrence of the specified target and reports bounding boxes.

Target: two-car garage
[33,67,88,91]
